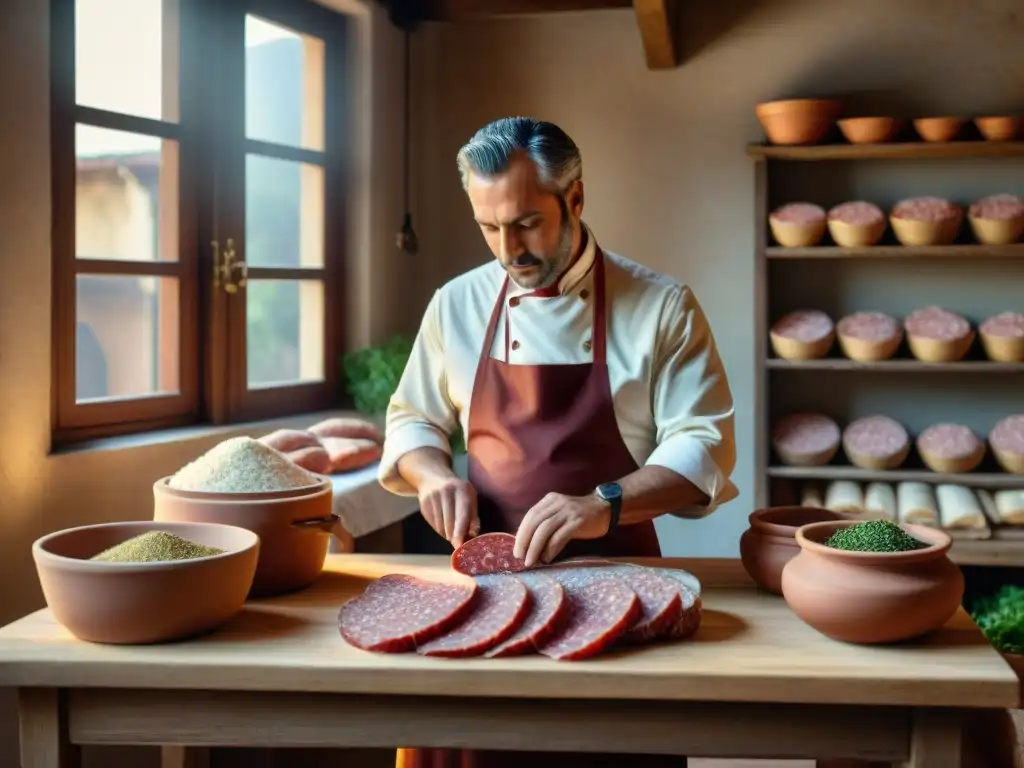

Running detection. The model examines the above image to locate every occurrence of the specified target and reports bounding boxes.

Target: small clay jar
[781,520,964,644]
[739,506,844,594]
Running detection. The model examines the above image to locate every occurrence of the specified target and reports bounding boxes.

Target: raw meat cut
[338,574,477,652]
[287,445,333,474]
[486,572,569,657]
[837,312,901,341]
[259,428,322,453]
[970,194,1024,221]
[770,203,826,223]
[843,415,909,458]
[320,436,382,472]
[917,424,982,459]
[538,579,641,661]
[990,415,1024,455]
[417,574,530,657]
[772,413,841,455]
[905,306,971,340]
[981,312,1024,339]
[891,196,960,221]
[771,310,834,343]
[309,417,384,444]
[451,533,527,576]
[828,201,884,224]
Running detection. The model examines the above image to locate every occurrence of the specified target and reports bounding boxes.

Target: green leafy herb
[970,585,1024,655]
[823,519,929,553]
[342,335,465,453]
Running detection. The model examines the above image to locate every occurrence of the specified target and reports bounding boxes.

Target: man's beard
[505,219,575,290]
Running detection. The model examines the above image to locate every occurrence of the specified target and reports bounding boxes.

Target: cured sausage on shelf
[863,482,897,519]
[935,484,988,530]
[897,482,940,526]
[824,480,863,514]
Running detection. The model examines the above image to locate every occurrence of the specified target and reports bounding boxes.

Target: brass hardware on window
[211,238,248,294]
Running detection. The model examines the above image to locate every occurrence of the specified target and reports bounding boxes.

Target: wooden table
[0,555,1018,768]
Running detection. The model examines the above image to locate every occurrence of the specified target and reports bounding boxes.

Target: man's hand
[514,492,611,568]
[418,475,480,549]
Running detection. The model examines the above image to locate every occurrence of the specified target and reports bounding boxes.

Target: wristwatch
[595,482,623,533]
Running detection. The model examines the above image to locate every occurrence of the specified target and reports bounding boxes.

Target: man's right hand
[418,475,479,549]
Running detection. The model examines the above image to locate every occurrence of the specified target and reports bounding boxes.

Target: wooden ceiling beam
[633,0,680,70]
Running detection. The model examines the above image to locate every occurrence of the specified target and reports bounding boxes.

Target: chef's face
[466,155,583,290]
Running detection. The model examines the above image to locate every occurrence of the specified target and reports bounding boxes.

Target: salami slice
[772,413,841,455]
[828,201,884,225]
[892,196,960,222]
[338,574,477,653]
[837,312,901,341]
[417,574,530,658]
[990,415,1024,456]
[770,203,826,224]
[904,306,971,341]
[485,572,569,658]
[970,194,1024,221]
[771,310,834,343]
[843,415,909,459]
[917,424,982,460]
[538,580,641,661]
[451,533,527,576]
[981,312,1024,339]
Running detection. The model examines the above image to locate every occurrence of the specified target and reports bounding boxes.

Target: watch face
[597,482,623,500]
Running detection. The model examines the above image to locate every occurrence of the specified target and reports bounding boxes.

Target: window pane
[75,0,179,122]
[246,279,324,389]
[245,154,324,268]
[76,275,180,403]
[76,125,179,262]
[245,15,324,151]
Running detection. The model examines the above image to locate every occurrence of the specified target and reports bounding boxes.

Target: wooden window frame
[50,0,351,446]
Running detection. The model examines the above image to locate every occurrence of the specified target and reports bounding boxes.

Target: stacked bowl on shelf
[754,97,1022,146]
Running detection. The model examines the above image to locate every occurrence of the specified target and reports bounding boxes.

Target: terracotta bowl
[913,117,964,143]
[153,475,339,598]
[32,520,259,645]
[781,520,964,644]
[740,506,845,595]
[755,98,841,146]
[975,116,1021,141]
[837,117,902,144]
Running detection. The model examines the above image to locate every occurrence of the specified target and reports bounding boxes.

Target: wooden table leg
[18,688,81,768]
[161,746,211,768]
[897,709,962,768]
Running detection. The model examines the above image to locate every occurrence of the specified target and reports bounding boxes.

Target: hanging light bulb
[397,212,418,254]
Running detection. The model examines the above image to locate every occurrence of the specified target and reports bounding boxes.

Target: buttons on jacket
[580,289,590,301]
[511,340,521,351]
[583,340,592,352]
[509,296,520,307]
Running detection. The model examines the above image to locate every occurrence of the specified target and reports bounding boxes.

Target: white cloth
[330,463,419,540]
[378,224,738,518]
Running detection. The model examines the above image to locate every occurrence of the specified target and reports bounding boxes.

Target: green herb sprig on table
[823,519,930,553]
[342,335,466,453]
[970,585,1024,655]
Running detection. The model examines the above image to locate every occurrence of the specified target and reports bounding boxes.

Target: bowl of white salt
[154,436,341,597]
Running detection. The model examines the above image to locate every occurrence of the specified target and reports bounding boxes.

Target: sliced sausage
[486,572,569,658]
[891,196,960,222]
[309,417,384,445]
[917,424,983,460]
[771,310,834,343]
[828,201,884,225]
[904,306,971,341]
[417,574,530,658]
[538,580,642,661]
[837,311,901,341]
[990,415,1024,456]
[451,533,527,576]
[338,574,477,653]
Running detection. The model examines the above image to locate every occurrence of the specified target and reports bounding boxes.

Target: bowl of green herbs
[781,519,964,644]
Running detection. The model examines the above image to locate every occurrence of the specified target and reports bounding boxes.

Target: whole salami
[990,415,1024,457]
[771,202,826,224]
[837,312,901,342]
[917,424,984,474]
[969,194,1024,221]
[417,574,530,658]
[538,579,641,661]
[771,413,841,466]
[828,201,884,225]
[771,310,834,343]
[451,533,527,576]
[891,196,960,222]
[486,572,569,658]
[842,415,910,470]
[904,306,971,341]
[981,312,1024,339]
[338,574,477,652]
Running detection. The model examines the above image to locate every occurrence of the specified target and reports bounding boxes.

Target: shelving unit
[751,138,1024,566]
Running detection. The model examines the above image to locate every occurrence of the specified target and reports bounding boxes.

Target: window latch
[211,238,247,294]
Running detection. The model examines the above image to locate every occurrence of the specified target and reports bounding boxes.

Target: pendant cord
[402,28,411,213]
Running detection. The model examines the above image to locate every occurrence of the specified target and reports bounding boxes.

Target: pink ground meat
[990,415,1024,456]
[843,415,909,458]
[771,203,827,224]
[917,424,982,460]
[891,196,960,222]
[969,194,1024,221]
[828,201,884,225]
[837,312,901,341]
[981,312,1024,339]
[904,306,972,341]
[771,310,834,343]
[772,413,841,454]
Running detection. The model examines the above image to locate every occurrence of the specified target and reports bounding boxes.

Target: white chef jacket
[378,223,738,518]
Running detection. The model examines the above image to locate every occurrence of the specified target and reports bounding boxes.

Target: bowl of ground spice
[32,521,259,645]
[154,436,342,598]
[781,519,964,644]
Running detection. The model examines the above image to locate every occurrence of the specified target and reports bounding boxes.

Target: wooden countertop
[0,555,1017,709]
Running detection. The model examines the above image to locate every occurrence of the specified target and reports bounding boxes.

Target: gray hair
[456,117,583,195]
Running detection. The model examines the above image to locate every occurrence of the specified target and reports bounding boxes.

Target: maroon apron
[398,251,686,768]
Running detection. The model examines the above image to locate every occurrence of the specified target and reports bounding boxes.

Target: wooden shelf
[747,141,1024,161]
[766,358,1024,373]
[766,243,1024,260]
[951,539,1024,568]
[766,465,1023,489]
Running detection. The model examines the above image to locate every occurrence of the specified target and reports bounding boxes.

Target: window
[51,0,350,444]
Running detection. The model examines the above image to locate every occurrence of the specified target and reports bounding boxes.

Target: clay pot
[755,98,841,146]
[153,476,339,597]
[782,520,964,644]
[739,506,845,594]
[837,117,902,144]
[32,520,259,644]
[913,117,964,142]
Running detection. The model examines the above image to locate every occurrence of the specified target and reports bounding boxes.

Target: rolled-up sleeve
[644,286,738,518]
[378,290,460,496]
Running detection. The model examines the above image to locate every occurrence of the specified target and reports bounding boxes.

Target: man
[380,116,737,768]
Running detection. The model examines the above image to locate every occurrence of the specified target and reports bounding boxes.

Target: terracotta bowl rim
[748,506,845,537]
[837,116,900,124]
[913,116,967,123]
[154,475,333,503]
[975,115,1021,122]
[794,519,952,560]
[756,97,842,110]
[32,520,260,573]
